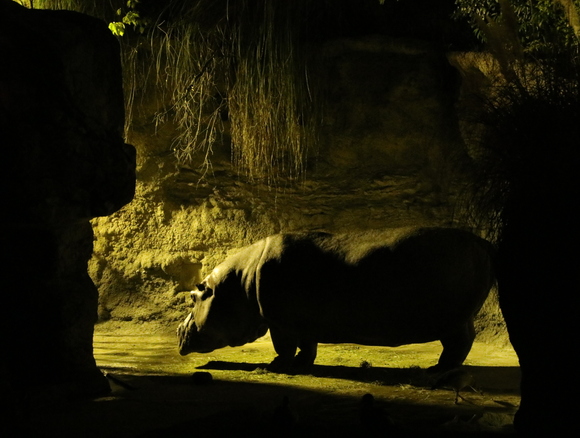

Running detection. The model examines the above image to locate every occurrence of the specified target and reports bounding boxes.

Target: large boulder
[0,0,135,394]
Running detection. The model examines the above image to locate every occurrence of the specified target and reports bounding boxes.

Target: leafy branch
[108,0,151,36]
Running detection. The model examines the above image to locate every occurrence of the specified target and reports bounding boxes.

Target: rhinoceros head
[177,265,268,356]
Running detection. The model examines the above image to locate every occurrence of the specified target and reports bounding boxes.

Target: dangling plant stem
[141,0,320,184]
[35,0,322,185]
[227,1,316,182]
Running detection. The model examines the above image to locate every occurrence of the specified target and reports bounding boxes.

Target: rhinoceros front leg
[267,327,319,373]
[293,339,318,371]
[267,326,298,372]
[430,319,476,373]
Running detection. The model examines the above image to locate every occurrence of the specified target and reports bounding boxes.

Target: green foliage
[33,1,150,36]
[108,21,125,36]
[454,0,580,55]
[108,0,151,36]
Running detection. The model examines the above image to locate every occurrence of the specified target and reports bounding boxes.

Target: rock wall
[0,0,135,393]
[89,35,506,344]
[448,51,580,434]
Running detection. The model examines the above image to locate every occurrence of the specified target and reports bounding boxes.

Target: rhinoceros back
[255,228,494,346]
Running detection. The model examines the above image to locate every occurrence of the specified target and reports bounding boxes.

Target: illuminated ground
[18,329,520,437]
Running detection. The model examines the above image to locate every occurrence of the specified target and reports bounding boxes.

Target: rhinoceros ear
[201,287,213,300]
[190,287,213,304]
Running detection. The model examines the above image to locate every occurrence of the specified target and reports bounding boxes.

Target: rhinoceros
[177,228,495,373]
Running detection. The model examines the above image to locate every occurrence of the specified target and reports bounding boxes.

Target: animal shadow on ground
[196,361,520,393]
[132,364,519,438]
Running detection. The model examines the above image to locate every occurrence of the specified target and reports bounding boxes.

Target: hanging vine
[33,0,322,184]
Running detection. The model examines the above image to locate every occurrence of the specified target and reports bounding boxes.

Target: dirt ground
[10,325,520,437]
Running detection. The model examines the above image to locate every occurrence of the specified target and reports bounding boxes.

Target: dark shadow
[197,360,267,372]
[197,361,520,394]
[13,367,515,437]
[126,376,515,437]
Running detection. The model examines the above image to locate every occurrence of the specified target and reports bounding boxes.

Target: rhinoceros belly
[256,228,492,349]
[264,286,470,347]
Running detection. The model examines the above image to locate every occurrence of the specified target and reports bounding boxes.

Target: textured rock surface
[89,34,507,346]
[0,0,135,393]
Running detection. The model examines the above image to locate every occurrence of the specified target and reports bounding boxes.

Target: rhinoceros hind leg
[429,319,476,373]
[267,355,294,373]
[267,326,298,373]
[292,339,318,372]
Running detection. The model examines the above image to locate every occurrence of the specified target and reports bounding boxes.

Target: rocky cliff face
[0,0,135,393]
[88,34,505,344]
